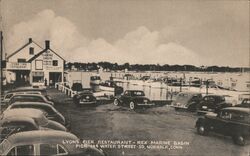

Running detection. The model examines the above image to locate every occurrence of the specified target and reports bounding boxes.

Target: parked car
[8,94,54,106]
[195,107,250,145]
[171,92,202,111]
[197,95,232,114]
[73,90,97,106]
[1,109,67,132]
[6,102,68,128]
[3,88,54,104]
[113,90,154,110]
[0,130,106,156]
[1,91,42,106]
[235,98,250,108]
[0,116,51,142]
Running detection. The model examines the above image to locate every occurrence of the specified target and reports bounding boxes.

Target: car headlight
[202,106,208,109]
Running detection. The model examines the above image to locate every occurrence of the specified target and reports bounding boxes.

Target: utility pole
[0,31,3,113]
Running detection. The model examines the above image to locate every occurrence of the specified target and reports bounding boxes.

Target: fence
[55,82,77,98]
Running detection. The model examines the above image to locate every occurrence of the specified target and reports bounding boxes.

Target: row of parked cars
[110,90,249,146]
[65,87,250,146]
[0,87,106,156]
[172,92,250,146]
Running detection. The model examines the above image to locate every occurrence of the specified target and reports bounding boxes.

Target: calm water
[65,71,249,101]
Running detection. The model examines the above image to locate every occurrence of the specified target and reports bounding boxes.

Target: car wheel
[197,125,208,135]
[233,135,245,146]
[114,99,119,106]
[129,101,136,110]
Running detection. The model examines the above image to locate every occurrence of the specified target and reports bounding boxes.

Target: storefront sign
[32,71,44,76]
[43,52,53,66]
[6,62,31,70]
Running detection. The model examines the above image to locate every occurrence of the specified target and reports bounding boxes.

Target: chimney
[28,38,32,43]
[45,40,50,49]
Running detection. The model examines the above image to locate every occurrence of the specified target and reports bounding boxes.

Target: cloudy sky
[1,0,249,67]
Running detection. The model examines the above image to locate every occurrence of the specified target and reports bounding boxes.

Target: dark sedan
[196,107,250,145]
[113,90,154,110]
[197,95,232,114]
[235,98,250,108]
[73,90,97,106]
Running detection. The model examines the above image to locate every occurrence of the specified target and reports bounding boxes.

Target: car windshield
[131,91,145,96]
[0,139,11,154]
[242,99,250,104]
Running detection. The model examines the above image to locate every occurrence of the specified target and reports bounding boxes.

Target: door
[121,91,131,104]
[49,72,62,86]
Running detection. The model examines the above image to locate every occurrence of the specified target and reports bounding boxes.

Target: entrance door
[49,72,62,86]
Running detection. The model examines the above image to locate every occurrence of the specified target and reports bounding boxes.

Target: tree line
[65,61,250,72]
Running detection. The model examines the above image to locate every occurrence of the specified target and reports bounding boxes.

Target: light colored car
[1,108,66,132]
[0,130,106,156]
[171,92,202,111]
[6,102,66,127]
[8,94,54,106]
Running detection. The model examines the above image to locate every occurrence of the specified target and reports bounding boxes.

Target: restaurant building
[6,38,65,87]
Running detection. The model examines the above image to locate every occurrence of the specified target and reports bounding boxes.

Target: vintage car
[0,130,106,156]
[196,107,250,145]
[113,90,154,110]
[1,109,67,132]
[6,102,68,128]
[73,90,97,106]
[171,92,202,111]
[197,95,232,114]
[235,98,250,108]
[0,116,56,142]
[8,94,54,106]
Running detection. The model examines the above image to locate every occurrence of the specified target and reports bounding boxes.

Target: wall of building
[8,42,43,62]
[30,49,64,86]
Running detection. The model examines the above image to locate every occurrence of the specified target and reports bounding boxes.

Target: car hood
[44,120,67,131]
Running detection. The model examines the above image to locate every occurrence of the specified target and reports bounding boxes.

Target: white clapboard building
[6,38,65,87]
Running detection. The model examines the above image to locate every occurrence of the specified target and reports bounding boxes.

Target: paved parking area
[49,88,250,156]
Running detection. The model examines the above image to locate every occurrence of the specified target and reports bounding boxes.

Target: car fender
[195,118,206,128]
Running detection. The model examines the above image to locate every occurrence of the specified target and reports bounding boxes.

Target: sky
[0,0,249,67]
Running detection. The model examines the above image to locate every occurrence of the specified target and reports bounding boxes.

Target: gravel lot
[48,88,250,156]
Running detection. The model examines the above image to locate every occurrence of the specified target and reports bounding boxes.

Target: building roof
[6,39,43,60]
[28,48,65,62]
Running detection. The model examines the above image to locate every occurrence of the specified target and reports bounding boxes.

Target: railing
[55,82,77,98]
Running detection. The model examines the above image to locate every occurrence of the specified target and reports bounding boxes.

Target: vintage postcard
[0,0,249,156]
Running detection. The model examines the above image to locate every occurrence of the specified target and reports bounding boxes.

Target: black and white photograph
[0,0,249,156]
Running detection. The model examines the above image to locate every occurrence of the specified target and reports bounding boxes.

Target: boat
[99,80,123,95]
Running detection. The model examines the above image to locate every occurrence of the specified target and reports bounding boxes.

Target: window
[40,144,57,155]
[35,60,43,70]
[5,93,13,99]
[29,47,34,55]
[53,60,58,66]
[17,59,26,63]
[220,111,231,120]
[40,144,67,155]
[32,72,44,83]
[16,145,34,156]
